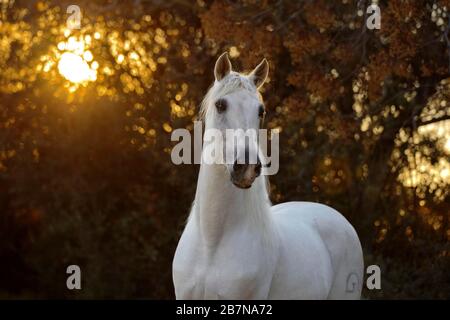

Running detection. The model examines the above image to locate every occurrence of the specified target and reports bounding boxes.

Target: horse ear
[214,52,232,81]
[250,58,269,89]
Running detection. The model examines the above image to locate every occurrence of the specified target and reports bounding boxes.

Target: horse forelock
[199,72,256,121]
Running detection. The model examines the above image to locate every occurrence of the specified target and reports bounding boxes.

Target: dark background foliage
[0,0,449,299]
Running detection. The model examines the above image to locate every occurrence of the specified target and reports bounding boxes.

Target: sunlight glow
[58,52,97,84]
[398,120,450,201]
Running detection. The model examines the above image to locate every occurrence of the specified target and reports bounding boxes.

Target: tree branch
[417,114,450,127]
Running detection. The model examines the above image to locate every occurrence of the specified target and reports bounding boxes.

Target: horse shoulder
[268,202,337,298]
[269,201,363,299]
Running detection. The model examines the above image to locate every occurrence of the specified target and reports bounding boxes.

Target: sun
[58,52,97,84]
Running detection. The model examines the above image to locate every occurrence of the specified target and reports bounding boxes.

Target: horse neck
[192,163,273,249]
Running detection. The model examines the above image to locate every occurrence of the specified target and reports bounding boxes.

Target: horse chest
[174,224,274,299]
[205,251,272,299]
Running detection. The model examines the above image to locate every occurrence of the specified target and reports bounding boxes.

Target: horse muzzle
[230,159,262,189]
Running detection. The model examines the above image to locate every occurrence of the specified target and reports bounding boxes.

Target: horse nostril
[233,160,246,173]
[255,160,262,176]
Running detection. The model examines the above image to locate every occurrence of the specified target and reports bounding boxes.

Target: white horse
[173,52,364,299]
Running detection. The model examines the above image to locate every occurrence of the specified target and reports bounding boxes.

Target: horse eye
[258,105,265,118]
[215,99,227,113]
